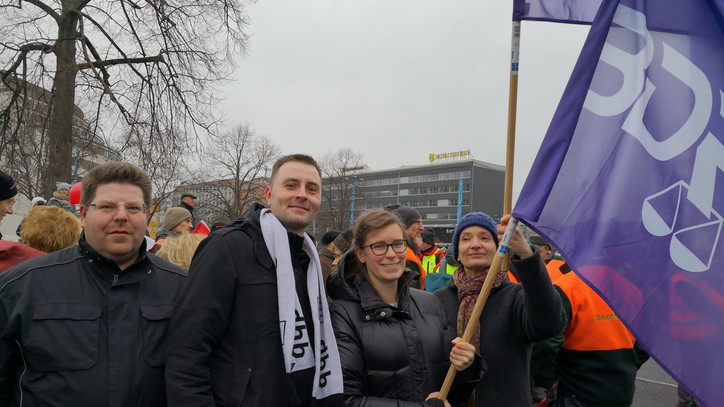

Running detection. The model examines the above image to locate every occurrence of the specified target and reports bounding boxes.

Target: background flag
[512,1,724,405]
[512,0,603,24]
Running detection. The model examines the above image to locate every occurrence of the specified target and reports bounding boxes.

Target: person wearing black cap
[319,230,340,285]
[420,229,443,276]
[0,170,17,230]
[179,193,196,225]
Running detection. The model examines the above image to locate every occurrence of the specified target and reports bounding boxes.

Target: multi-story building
[319,159,505,243]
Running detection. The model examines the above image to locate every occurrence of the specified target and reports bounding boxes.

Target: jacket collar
[226,202,275,270]
[78,231,151,274]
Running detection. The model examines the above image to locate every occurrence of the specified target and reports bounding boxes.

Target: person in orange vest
[509,235,562,284]
[535,267,649,407]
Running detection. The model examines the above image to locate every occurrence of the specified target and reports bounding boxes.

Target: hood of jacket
[0,241,45,273]
[223,202,276,271]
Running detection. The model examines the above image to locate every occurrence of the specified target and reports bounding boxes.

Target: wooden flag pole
[505,20,521,216]
[439,20,522,402]
[502,20,521,273]
[438,217,520,400]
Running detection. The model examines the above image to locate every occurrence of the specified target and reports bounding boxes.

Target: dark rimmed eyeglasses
[87,202,148,215]
[364,239,407,256]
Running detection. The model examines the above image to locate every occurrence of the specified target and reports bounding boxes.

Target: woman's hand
[497,214,533,259]
[450,337,476,371]
[425,392,451,407]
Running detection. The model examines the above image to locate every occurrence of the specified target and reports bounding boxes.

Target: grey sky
[220,0,590,202]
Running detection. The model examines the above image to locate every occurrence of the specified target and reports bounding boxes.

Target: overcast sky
[220,0,590,202]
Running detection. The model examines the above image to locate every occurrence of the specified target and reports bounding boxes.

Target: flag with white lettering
[512,0,603,24]
[513,1,724,405]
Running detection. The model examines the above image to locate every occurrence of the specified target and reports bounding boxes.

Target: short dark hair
[322,230,340,246]
[270,154,322,184]
[81,162,152,207]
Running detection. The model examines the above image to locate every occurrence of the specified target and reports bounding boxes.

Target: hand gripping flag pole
[438,217,519,400]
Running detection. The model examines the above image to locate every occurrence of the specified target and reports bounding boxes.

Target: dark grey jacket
[327,252,483,407]
[0,234,187,407]
[435,247,567,406]
[165,203,342,407]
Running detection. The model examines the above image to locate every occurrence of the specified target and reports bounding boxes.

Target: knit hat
[528,234,550,248]
[332,229,353,253]
[384,204,421,229]
[56,182,71,192]
[322,230,341,246]
[162,207,192,231]
[421,229,436,245]
[0,170,17,201]
[451,212,499,260]
[31,197,47,207]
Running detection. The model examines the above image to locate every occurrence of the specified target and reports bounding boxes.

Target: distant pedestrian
[47,181,76,215]
[151,207,193,253]
[420,229,444,276]
[0,170,17,240]
[179,193,196,225]
[319,229,340,284]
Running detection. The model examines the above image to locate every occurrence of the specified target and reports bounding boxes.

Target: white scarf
[259,208,343,400]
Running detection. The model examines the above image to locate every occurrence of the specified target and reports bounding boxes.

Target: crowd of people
[0,156,698,407]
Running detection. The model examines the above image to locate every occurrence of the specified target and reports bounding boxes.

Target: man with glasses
[0,162,187,407]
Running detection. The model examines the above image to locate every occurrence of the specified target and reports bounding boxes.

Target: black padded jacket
[327,252,484,407]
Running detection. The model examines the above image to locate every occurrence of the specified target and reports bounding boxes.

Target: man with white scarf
[165,154,343,407]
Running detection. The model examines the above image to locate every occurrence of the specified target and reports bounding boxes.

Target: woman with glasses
[327,210,484,407]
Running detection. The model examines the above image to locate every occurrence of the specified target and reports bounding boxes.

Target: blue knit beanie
[452,212,499,260]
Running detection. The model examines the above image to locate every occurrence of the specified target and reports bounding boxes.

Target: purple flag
[513,0,724,405]
[512,0,603,24]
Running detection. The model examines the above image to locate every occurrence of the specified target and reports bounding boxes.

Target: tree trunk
[44,8,79,197]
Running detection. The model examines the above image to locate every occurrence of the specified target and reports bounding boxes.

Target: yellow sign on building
[429,150,471,163]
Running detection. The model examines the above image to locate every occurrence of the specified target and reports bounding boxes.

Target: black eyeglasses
[365,239,407,256]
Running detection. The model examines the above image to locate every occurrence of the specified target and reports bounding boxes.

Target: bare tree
[0,0,250,197]
[317,148,366,234]
[195,123,280,223]
[120,126,189,225]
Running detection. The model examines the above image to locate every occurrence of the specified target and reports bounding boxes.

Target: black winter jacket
[0,234,187,407]
[165,203,342,407]
[435,247,566,406]
[327,252,484,407]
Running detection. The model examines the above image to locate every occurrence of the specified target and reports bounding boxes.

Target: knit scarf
[453,265,508,351]
[259,209,344,401]
[453,265,507,407]
[52,191,72,208]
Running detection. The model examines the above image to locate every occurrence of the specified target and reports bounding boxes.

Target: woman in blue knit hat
[435,213,566,406]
